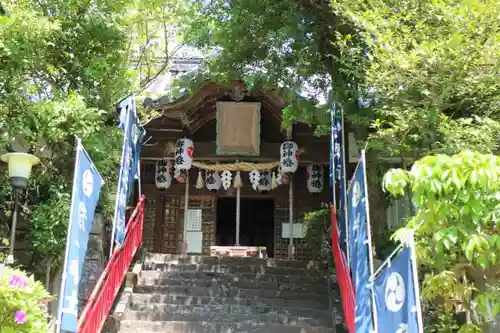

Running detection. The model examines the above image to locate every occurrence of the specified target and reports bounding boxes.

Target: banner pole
[340,106,349,266]
[408,231,424,333]
[331,106,337,205]
[370,242,404,280]
[55,138,81,333]
[361,149,379,333]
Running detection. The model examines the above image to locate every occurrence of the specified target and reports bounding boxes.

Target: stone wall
[78,213,106,311]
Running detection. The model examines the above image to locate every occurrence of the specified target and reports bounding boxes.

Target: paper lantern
[306,164,324,194]
[258,170,272,193]
[206,171,222,192]
[155,160,173,189]
[174,138,194,170]
[280,141,299,173]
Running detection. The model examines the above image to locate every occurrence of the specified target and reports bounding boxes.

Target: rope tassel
[195,170,205,189]
[233,171,243,188]
[271,171,278,189]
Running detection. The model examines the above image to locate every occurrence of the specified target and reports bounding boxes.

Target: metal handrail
[77,195,145,333]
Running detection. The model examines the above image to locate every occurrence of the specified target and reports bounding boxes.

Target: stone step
[128,302,333,321]
[139,270,330,285]
[133,285,330,303]
[121,310,332,328]
[142,262,324,277]
[119,320,337,333]
[136,276,329,293]
[130,293,330,310]
[144,254,325,271]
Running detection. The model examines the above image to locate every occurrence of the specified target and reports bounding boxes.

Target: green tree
[0,0,188,279]
[384,151,500,332]
[334,0,500,157]
[178,0,500,152]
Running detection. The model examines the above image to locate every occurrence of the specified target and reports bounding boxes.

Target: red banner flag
[330,205,355,332]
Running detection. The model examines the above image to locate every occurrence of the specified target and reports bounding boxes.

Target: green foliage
[0,0,131,274]
[384,151,500,330]
[334,0,500,157]
[425,310,460,333]
[0,265,52,332]
[303,208,331,266]
[0,0,186,276]
[177,0,364,132]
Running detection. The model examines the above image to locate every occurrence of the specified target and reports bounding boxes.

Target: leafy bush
[0,265,51,333]
[384,151,500,331]
[303,208,331,267]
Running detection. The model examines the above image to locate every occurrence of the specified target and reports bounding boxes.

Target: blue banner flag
[348,151,376,333]
[373,246,422,333]
[332,105,348,255]
[58,140,104,332]
[112,95,145,245]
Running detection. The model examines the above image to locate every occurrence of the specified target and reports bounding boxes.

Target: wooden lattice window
[142,197,156,252]
[162,196,181,254]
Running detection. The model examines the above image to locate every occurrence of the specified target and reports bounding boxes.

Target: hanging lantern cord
[235,187,241,246]
[182,171,190,255]
[235,161,241,246]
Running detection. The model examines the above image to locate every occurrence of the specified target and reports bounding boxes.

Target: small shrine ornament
[258,170,272,193]
[174,138,194,170]
[280,141,299,173]
[249,170,260,190]
[155,160,173,189]
[221,170,233,190]
[306,164,324,194]
[205,171,222,192]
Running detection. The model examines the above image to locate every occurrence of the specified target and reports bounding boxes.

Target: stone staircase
[117,253,344,333]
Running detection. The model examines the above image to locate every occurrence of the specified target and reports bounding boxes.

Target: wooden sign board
[216,102,261,156]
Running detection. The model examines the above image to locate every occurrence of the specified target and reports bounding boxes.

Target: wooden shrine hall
[138,81,331,260]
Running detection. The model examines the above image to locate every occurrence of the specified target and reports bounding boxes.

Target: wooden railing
[77,196,146,333]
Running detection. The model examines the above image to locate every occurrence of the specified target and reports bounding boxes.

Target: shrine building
[137,81,333,260]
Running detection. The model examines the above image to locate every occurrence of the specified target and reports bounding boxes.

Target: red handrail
[77,195,146,333]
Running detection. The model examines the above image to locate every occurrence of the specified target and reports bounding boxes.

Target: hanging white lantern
[174,138,194,170]
[306,164,324,194]
[280,141,299,173]
[155,160,173,189]
[221,170,232,190]
[258,170,272,193]
[206,171,222,192]
[249,170,260,190]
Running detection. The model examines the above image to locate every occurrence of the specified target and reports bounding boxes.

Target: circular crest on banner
[385,272,406,312]
[82,170,94,197]
[352,181,361,207]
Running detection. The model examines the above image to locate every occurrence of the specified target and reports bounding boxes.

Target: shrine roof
[142,81,287,134]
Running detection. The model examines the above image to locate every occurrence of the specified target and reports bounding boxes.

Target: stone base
[210,246,267,258]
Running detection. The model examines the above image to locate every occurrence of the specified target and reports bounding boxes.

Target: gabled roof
[143,81,287,134]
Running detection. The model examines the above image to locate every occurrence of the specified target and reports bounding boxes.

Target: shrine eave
[142,81,287,133]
